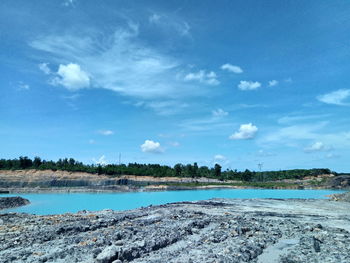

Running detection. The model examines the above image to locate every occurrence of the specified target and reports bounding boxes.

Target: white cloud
[268,80,278,87]
[149,14,161,23]
[30,25,205,114]
[62,93,80,100]
[212,108,228,117]
[257,150,276,157]
[304,141,331,153]
[98,130,114,136]
[179,116,232,132]
[277,114,330,124]
[93,155,107,166]
[263,122,327,143]
[325,153,340,159]
[169,141,180,147]
[184,70,220,86]
[148,13,190,36]
[63,0,76,6]
[141,140,164,153]
[214,154,227,161]
[143,100,189,116]
[88,139,95,144]
[229,123,258,140]
[38,63,51,74]
[221,63,243,74]
[261,122,350,150]
[18,82,30,90]
[51,63,90,91]
[317,89,350,106]
[238,81,261,91]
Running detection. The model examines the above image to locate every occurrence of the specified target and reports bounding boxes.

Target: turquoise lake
[0,189,344,215]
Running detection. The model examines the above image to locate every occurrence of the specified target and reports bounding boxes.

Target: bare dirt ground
[0,198,349,262]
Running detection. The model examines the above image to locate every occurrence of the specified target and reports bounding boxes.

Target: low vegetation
[0,156,333,182]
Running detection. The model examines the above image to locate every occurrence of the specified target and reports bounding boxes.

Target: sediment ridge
[0,198,349,262]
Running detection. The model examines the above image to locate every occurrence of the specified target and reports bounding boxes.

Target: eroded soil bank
[0,198,349,263]
[1,169,348,192]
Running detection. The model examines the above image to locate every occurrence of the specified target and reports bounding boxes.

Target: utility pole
[118,153,121,165]
[258,163,263,181]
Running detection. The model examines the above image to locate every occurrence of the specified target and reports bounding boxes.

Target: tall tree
[214,163,222,178]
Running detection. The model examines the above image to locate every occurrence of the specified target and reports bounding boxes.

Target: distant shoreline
[0,185,344,194]
[0,169,349,194]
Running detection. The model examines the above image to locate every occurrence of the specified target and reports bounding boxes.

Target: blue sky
[1,0,350,172]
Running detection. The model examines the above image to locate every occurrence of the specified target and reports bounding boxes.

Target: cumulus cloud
[221,63,243,74]
[184,70,220,86]
[141,140,164,153]
[212,108,228,117]
[268,80,278,87]
[317,89,350,106]
[98,130,114,136]
[229,123,258,140]
[30,25,206,115]
[51,63,90,91]
[38,63,51,74]
[238,81,261,91]
[304,141,331,153]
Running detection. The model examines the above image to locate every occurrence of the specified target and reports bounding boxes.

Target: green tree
[242,169,253,182]
[193,162,198,178]
[33,157,42,168]
[214,163,222,178]
[174,164,182,177]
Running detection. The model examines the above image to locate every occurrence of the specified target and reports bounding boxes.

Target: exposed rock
[328,175,350,189]
[330,191,350,202]
[0,199,349,262]
[96,245,119,263]
[0,196,30,210]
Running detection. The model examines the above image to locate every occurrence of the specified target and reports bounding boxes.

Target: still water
[0,189,344,215]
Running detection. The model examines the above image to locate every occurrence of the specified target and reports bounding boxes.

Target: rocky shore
[330,191,350,202]
[0,197,30,210]
[0,198,349,263]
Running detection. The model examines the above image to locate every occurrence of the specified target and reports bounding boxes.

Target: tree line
[0,156,333,182]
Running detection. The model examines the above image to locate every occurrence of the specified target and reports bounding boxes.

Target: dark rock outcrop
[328,175,350,189]
[0,196,30,210]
